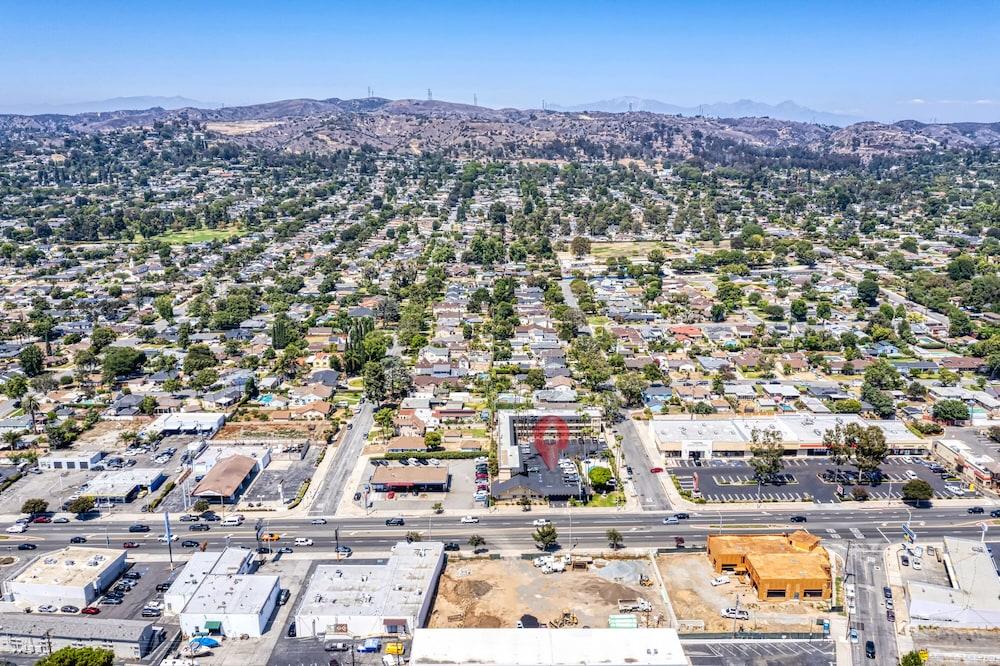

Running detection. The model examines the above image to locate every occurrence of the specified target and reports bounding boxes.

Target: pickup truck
[721,607,749,620]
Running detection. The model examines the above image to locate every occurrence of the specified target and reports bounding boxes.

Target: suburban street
[615,419,671,511]
[847,544,898,665]
[307,400,373,515]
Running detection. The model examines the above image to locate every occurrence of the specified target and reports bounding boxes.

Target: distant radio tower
[427,88,433,101]
[367,86,372,98]
[473,93,478,107]
[628,101,633,113]
[542,99,546,111]
[699,104,704,116]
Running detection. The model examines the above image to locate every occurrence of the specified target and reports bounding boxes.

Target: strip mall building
[648,414,925,460]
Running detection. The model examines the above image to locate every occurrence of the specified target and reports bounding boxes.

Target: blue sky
[2,1,998,122]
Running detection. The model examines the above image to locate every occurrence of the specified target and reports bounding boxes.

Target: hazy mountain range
[3,96,999,163]
[0,96,220,116]
[548,97,861,126]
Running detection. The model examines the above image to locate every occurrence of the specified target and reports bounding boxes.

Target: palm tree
[20,395,39,434]
[606,528,624,550]
[2,430,22,450]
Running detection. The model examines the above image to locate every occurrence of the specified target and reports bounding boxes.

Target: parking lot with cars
[353,457,487,512]
[671,456,956,503]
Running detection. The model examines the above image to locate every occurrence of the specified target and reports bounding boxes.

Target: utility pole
[473,93,477,107]
[427,88,432,101]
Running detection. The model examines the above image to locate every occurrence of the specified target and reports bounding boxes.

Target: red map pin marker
[532,415,570,471]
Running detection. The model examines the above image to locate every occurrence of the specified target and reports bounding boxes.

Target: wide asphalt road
[10,505,991,556]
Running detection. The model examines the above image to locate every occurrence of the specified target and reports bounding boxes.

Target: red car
[649,467,664,474]
[122,541,140,549]
[31,516,51,524]
[81,607,100,615]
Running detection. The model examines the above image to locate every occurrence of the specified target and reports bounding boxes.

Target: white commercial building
[164,547,254,614]
[179,572,280,638]
[408,628,690,666]
[165,547,279,638]
[906,537,1000,628]
[38,450,104,471]
[648,414,926,460]
[3,547,127,608]
[295,541,445,638]
[143,412,225,437]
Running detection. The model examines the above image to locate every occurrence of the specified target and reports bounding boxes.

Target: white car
[720,607,749,620]
[710,576,730,586]
[848,601,857,615]
[38,604,58,613]
[310,518,327,525]
[461,516,480,524]
[157,534,178,542]
[532,519,551,527]
[294,538,314,546]
[5,525,26,534]
[849,628,859,644]
[911,558,923,570]
[428,459,440,466]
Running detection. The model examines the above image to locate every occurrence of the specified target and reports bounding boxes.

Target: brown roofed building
[370,465,449,492]
[192,455,259,504]
[707,531,831,601]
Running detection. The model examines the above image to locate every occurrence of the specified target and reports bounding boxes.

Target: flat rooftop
[409,628,688,666]
[182,573,279,615]
[86,468,163,497]
[10,547,123,588]
[650,414,921,445]
[297,542,443,619]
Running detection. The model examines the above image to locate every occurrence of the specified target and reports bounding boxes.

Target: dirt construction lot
[215,420,331,441]
[658,553,826,633]
[428,556,669,629]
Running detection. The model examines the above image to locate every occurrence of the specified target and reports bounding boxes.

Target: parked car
[81,607,100,615]
[883,586,893,599]
[720,607,749,620]
[710,576,730,586]
[900,554,909,566]
[179,514,199,522]
[353,492,363,501]
[99,597,123,606]
[287,622,297,638]
[325,642,350,652]
[60,605,80,614]
[31,516,51,524]
[123,571,142,581]
[140,608,162,618]
[52,517,69,523]
[279,589,291,605]
[849,628,859,644]
[443,542,460,552]
[155,583,172,592]
[887,610,896,622]
[38,605,57,613]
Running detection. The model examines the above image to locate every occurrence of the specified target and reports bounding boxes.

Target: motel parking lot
[671,456,960,503]
[353,458,484,512]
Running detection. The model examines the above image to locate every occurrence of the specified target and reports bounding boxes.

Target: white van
[221,515,244,527]
[5,524,27,534]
